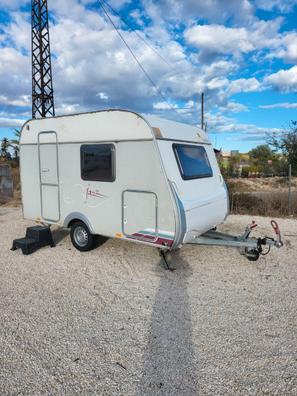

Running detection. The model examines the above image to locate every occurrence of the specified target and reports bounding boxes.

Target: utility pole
[201,92,204,131]
[31,0,55,118]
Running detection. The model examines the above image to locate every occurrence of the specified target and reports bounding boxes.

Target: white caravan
[19,109,282,261]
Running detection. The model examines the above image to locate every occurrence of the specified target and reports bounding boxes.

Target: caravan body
[19,110,229,250]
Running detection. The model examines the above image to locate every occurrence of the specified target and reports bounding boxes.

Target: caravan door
[122,190,158,242]
[38,131,60,222]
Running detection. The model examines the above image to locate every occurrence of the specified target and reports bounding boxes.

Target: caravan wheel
[70,221,95,252]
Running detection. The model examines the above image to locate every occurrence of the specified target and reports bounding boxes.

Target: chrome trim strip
[168,181,187,249]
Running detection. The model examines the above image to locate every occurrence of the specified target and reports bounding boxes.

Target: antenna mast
[31,0,55,118]
[201,92,204,130]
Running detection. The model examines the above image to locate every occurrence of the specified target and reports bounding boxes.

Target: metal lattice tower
[31,0,55,118]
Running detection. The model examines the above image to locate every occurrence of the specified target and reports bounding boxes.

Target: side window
[81,144,115,182]
[173,144,213,180]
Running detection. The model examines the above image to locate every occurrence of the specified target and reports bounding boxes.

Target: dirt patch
[227,176,297,193]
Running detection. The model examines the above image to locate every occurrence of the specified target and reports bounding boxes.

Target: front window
[81,144,115,182]
[173,144,213,180]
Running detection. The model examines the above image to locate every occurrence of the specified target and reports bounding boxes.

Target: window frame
[172,143,213,180]
[80,143,116,182]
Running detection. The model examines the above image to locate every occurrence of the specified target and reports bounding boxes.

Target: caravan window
[173,144,213,180]
[81,144,115,182]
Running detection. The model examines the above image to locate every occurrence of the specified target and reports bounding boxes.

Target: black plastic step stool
[11,226,55,255]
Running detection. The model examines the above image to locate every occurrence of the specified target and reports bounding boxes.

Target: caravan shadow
[137,251,198,395]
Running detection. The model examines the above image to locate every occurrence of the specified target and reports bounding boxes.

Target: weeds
[230,191,297,217]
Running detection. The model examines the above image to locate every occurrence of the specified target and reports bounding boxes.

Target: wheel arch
[64,212,94,233]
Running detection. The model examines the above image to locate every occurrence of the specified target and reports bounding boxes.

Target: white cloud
[185,25,253,56]
[153,102,178,110]
[153,100,195,112]
[260,102,297,109]
[273,32,297,63]
[199,111,282,145]
[207,77,229,91]
[108,0,131,9]
[96,92,109,100]
[265,66,297,92]
[255,0,297,13]
[184,19,281,59]
[49,16,175,112]
[143,0,254,24]
[130,9,144,26]
[0,95,30,107]
[223,102,249,113]
[0,117,24,128]
[0,0,295,145]
[54,103,81,114]
[0,0,26,10]
[228,78,261,94]
[1,8,206,127]
[49,0,96,21]
[185,100,195,108]
[4,11,31,52]
[202,60,238,78]
[0,46,30,105]
[206,111,282,138]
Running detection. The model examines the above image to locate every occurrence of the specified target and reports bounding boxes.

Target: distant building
[220,151,231,168]
[218,151,251,176]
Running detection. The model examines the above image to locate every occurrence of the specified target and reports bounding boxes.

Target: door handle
[42,169,50,172]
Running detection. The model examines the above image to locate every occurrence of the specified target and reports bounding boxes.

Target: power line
[100,0,171,68]
[98,0,181,116]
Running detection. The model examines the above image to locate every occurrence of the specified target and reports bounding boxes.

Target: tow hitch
[187,220,283,261]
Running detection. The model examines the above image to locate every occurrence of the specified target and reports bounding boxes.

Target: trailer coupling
[187,220,283,261]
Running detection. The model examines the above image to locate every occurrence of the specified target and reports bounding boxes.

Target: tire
[70,221,95,252]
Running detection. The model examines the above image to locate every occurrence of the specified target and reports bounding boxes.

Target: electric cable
[100,0,171,68]
[98,0,183,117]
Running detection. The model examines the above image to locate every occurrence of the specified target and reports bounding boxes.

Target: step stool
[11,226,55,255]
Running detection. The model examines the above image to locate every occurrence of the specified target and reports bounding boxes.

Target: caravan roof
[20,109,210,145]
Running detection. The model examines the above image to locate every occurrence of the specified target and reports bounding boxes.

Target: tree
[1,137,10,159]
[248,144,275,174]
[13,145,19,160]
[267,121,297,176]
[10,129,21,159]
[241,166,249,178]
[249,144,273,162]
[228,153,241,177]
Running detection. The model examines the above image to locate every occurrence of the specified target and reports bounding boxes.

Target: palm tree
[10,129,21,145]
[10,129,21,159]
[1,137,10,159]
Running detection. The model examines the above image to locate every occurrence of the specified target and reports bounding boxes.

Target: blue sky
[0,0,297,152]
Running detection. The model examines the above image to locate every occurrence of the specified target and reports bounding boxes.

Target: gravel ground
[0,207,296,396]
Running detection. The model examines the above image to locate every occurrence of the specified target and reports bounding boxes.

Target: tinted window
[173,144,213,180]
[81,144,115,182]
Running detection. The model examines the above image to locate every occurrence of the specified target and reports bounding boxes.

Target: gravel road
[0,207,296,395]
